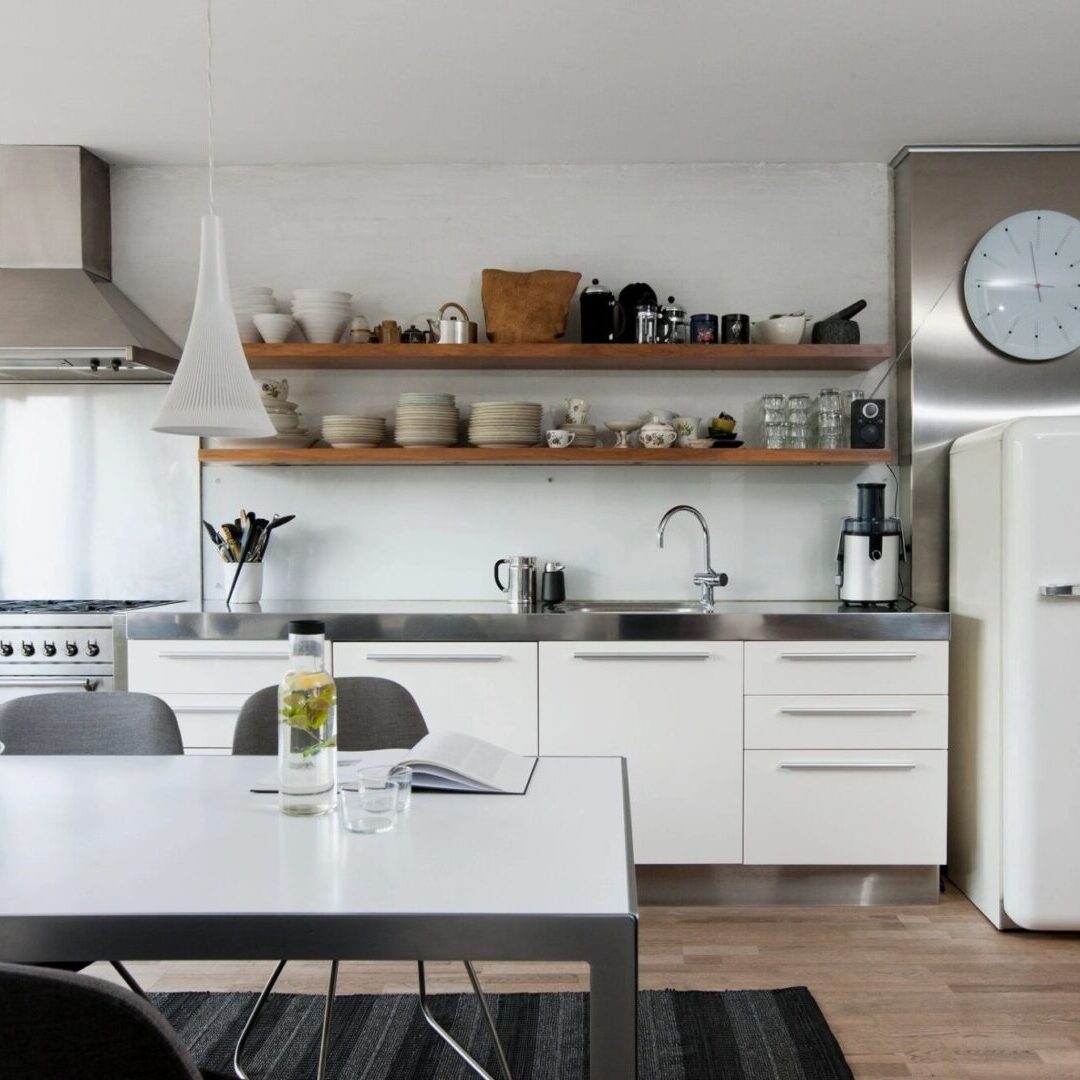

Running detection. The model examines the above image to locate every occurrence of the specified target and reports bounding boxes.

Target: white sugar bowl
[639,422,677,449]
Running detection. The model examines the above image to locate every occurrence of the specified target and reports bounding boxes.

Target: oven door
[0,672,114,704]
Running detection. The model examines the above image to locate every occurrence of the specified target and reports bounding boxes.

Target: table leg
[588,916,638,1079]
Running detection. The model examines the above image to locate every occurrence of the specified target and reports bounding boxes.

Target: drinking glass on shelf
[840,389,865,443]
[818,432,844,450]
[761,393,786,410]
[788,422,811,449]
[817,412,843,434]
[764,422,790,449]
[818,388,842,414]
[786,393,811,417]
[761,407,787,424]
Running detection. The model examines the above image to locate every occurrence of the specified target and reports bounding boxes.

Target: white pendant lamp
[153,0,273,437]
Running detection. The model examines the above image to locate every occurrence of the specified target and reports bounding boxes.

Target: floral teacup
[259,377,289,401]
[673,416,701,447]
[564,398,589,425]
[546,430,576,449]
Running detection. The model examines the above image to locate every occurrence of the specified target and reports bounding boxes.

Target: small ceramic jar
[639,422,678,449]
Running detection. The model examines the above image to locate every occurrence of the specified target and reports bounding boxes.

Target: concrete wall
[111,162,893,601]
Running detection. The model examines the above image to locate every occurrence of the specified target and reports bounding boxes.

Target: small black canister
[541,562,566,605]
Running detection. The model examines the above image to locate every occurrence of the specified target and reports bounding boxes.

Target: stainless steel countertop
[118,599,949,642]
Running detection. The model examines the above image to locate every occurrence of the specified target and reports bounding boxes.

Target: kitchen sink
[559,600,711,614]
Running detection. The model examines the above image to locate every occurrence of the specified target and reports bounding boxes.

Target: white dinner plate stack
[561,423,598,447]
[394,393,459,447]
[232,287,278,343]
[321,415,386,448]
[468,401,543,447]
[291,289,353,343]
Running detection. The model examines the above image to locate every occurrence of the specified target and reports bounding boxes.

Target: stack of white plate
[468,401,543,447]
[395,393,459,447]
[321,415,386,448]
[233,287,278,343]
[561,423,598,447]
[291,289,353,343]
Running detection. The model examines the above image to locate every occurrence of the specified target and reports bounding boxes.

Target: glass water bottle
[278,620,337,816]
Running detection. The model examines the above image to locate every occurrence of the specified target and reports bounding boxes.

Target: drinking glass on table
[341,773,399,834]
[355,764,414,814]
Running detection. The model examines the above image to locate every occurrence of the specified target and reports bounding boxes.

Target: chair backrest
[0,692,183,755]
[0,962,202,1080]
[232,676,429,754]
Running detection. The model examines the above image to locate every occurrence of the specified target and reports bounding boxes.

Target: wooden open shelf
[243,342,892,372]
[199,447,894,467]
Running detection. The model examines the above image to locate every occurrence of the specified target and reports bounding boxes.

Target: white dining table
[0,754,638,1077]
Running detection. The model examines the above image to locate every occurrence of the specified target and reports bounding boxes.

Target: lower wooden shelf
[198,447,894,467]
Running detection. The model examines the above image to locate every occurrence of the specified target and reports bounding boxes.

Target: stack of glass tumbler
[760,389,864,449]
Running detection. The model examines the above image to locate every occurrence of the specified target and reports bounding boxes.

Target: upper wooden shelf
[199,447,894,467]
[243,342,892,373]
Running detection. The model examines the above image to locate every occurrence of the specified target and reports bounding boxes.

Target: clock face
[963,209,1080,361]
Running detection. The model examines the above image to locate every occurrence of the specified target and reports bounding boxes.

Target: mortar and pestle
[811,299,866,345]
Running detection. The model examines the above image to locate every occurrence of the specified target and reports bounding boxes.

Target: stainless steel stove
[0,600,175,697]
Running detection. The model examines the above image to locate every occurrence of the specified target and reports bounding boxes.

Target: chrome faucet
[657,504,729,606]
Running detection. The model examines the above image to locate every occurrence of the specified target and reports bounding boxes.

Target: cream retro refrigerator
[950,416,1080,929]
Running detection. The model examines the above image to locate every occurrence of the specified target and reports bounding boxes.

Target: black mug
[689,313,719,344]
[721,313,750,344]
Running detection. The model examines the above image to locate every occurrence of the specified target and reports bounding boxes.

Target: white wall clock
[963,209,1080,361]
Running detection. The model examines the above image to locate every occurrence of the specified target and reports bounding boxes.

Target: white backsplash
[110,162,894,602]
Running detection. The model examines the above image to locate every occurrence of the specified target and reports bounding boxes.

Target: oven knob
[0,642,11,657]
[21,641,35,657]
[85,640,100,658]
[42,641,57,657]
[65,641,79,657]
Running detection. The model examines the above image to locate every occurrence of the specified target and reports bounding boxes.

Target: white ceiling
[3,0,1078,166]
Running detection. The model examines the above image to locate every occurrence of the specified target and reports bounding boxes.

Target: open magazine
[340,731,537,794]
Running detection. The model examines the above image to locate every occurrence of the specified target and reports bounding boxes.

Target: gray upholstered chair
[0,691,184,996]
[0,961,205,1080]
[0,691,184,755]
[232,677,512,1080]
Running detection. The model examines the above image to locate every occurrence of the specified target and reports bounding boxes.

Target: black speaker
[851,399,886,449]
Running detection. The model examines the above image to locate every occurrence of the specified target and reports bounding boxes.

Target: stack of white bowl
[321,416,386,448]
[232,287,278,343]
[291,289,353,343]
[560,422,598,447]
[468,402,543,447]
[394,393,459,447]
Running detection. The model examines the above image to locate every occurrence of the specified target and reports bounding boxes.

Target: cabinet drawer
[162,694,246,751]
[745,695,948,749]
[745,641,948,696]
[744,749,947,865]
[332,642,538,755]
[127,640,292,695]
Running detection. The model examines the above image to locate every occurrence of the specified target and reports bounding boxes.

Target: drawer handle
[365,654,505,662]
[158,651,290,660]
[0,677,100,690]
[1041,584,1080,597]
[778,706,917,716]
[778,652,918,661]
[779,762,917,770]
[572,652,711,661]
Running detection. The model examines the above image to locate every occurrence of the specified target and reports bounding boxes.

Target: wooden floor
[89,884,1080,1079]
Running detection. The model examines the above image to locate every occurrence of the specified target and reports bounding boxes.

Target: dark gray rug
[154,987,853,1079]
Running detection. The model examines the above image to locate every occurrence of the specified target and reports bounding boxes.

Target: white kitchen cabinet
[538,641,743,865]
[331,642,538,755]
[743,749,948,865]
[127,640,296,753]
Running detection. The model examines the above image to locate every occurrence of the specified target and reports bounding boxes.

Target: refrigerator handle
[1040,584,1080,597]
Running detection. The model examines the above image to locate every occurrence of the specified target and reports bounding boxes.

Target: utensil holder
[225,562,263,604]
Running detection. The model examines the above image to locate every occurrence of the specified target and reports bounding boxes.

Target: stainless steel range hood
[0,145,179,383]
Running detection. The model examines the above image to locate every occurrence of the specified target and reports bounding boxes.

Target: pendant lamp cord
[206,0,215,216]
